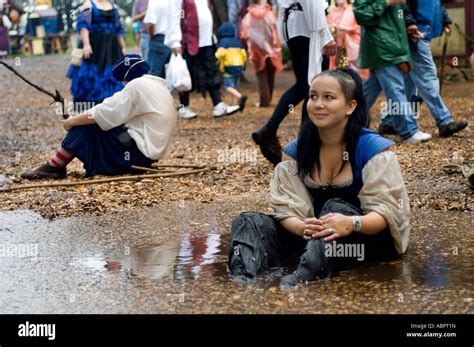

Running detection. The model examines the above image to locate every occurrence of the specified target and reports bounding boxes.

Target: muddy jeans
[228,198,399,280]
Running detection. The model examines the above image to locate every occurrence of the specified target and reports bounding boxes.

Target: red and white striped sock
[48,147,74,168]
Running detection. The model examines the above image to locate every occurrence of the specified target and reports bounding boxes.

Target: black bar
[0,314,472,346]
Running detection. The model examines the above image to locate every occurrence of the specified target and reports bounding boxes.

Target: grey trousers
[228,198,399,280]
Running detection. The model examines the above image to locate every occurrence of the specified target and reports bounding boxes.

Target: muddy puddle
[0,197,472,313]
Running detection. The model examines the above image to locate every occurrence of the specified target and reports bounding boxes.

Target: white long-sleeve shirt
[90,75,177,161]
[143,0,182,48]
[277,0,310,41]
[166,0,214,49]
[278,0,333,85]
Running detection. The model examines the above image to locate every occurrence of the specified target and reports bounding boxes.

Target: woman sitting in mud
[22,55,177,180]
[228,68,410,289]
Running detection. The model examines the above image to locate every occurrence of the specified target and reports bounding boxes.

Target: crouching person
[228,68,410,289]
[22,55,178,180]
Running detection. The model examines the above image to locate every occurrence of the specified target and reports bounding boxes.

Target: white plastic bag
[166,53,192,92]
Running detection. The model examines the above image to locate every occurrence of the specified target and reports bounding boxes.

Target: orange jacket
[240,4,283,73]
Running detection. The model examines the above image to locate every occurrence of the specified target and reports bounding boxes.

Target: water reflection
[100,233,228,281]
[68,231,470,291]
[423,244,449,288]
[116,240,180,280]
[174,233,223,279]
[71,255,107,272]
[346,248,464,290]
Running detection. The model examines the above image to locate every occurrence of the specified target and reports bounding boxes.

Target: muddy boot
[21,163,67,180]
[280,238,332,289]
[251,125,282,166]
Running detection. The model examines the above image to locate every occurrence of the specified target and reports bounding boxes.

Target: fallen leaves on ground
[0,56,472,219]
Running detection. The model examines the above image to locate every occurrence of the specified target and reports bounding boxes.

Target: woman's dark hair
[296,68,370,179]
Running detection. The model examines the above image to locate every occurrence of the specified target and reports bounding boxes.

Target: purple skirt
[0,26,9,53]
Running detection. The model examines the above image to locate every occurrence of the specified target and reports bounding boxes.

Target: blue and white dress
[67,0,124,105]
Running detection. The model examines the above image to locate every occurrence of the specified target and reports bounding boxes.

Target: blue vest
[283,128,395,181]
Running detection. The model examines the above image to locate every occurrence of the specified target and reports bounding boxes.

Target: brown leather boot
[251,125,282,166]
[21,163,67,180]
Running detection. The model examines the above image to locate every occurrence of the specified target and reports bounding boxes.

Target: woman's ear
[346,100,357,116]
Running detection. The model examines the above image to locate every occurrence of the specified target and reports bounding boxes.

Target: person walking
[169,0,240,119]
[216,22,248,111]
[353,0,432,144]
[240,0,283,108]
[379,0,468,138]
[251,0,336,166]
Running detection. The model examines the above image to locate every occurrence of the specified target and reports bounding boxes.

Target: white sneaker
[213,102,240,117]
[404,130,432,144]
[179,106,198,119]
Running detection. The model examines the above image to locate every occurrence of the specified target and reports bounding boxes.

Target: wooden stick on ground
[130,165,176,173]
[0,167,216,193]
[0,61,69,119]
[152,163,206,169]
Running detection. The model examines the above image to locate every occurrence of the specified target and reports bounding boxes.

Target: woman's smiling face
[307,75,357,129]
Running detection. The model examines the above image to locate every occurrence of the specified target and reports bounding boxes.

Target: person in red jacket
[167,0,241,119]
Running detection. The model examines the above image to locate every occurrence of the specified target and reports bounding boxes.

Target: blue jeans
[223,76,241,89]
[404,40,452,128]
[140,32,150,62]
[364,65,419,140]
[148,34,171,78]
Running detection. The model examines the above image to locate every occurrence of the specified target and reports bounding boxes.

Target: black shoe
[438,120,468,138]
[239,95,248,112]
[378,123,397,135]
[279,271,310,290]
[251,125,282,166]
[21,163,67,180]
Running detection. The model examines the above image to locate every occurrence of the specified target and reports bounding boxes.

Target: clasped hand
[302,213,353,242]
